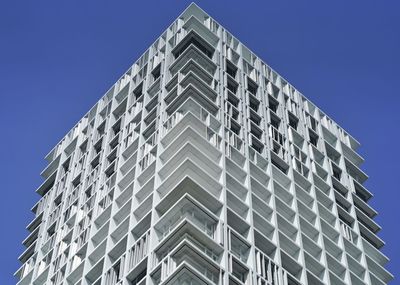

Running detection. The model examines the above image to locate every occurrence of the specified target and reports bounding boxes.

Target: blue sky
[1,0,399,284]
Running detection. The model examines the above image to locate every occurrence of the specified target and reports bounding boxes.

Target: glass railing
[159,211,216,242]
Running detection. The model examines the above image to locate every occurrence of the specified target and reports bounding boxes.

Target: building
[15,3,393,285]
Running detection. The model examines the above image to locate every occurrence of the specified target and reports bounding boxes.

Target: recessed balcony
[170,33,216,74]
[180,70,217,101]
[341,141,364,167]
[162,108,219,148]
[159,142,222,183]
[323,235,344,263]
[326,252,347,282]
[155,262,212,285]
[179,58,214,85]
[164,128,220,161]
[152,240,221,285]
[165,81,218,118]
[359,223,385,249]
[157,159,222,201]
[362,238,389,267]
[355,207,381,234]
[35,170,56,197]
[299,216,320,244]
[345,158,368,185]
[366,255,394,284]
[154,228,223,267]
[156,180,222,221]
[182,15,219,46]
[304,251,326,283]
[155,195,220,243]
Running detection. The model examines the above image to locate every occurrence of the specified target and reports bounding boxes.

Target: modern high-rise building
[15,3,393,285]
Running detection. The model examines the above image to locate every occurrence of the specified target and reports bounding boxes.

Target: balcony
[152,241,221,285]
[170,33,216,74]
[155,195,221,243]
[366,255,394,284]
[14,254,36,284]
[352,193,377,219]
[355,207,381,234]
[172,28,215,58]
[158,226,223,270]
[159,141,222,183]
[157,156,222,200]
[165,99,215,129]
[179,57,215,87]
[359,223,384,249]
[340,141,364,167]
[127,230,150,273]
[161,117,221,166]
[35,170,56,197]
[345,157,368,185]
[183,14,219,44]
[165,78,218,117]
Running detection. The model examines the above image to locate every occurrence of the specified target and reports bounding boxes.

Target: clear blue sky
[1,0,399,284]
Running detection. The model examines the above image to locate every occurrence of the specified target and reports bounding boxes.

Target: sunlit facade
[16,4,393,285]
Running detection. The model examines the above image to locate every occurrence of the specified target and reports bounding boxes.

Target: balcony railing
[16,255,36,280]
[48,203,62,226]
[158,211,217,243]
[128,230,150,271]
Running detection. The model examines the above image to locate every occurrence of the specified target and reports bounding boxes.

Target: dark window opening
[227,79,238,94]
[230,122,240,136]
[226,60,238,78]
[94,138,103,154]
[271,156,288,174]
[250,110,261,125]
[289,114,298,130]
[251,124,262,140]
[247,78,258,95]
[227,93,239,108]
[251,140,263,154]
[332,165,342,181]
[268,96,279,113]
[309,131,318,147]
[133,83,143,100]
[271,117,280,130]
[249,98,259,112]
[173,34,213,59]
[339,213,353,228]
[62,158,70,174]
[151,64,161,81]
[309,116,317,131]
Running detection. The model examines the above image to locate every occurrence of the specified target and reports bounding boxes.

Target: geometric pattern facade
[16,4,393,285]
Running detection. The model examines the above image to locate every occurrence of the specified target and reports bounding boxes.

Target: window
[309,115,317,131]
[309,131,318,147]
[251,139,263,154]
[173,33,213,59]
[226,60,237,78]
[133,83,143,100]
[288,114,298,130]
[61,158,70,174]
[249,98,259,112]
[79,140,87,157]
[230,122,240,136]
[151,64,161,82]
[332,164,342,181]
[251,124,262,140]
[227,91,239,107]
[247,78,258,95]
[227,78,238,94]
[250,111,261,125]
[271,117,280,130]
[268,96,279,113]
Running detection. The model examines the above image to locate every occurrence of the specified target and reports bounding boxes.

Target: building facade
[15,4,393,285]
